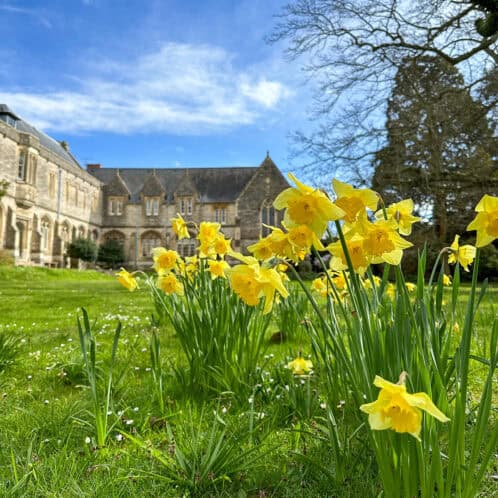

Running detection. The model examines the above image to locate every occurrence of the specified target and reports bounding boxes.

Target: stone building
[0,104,289,267]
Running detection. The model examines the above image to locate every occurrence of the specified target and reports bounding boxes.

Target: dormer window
[145,197,160,216]
[108,196,123,216]
[179,196,193,215]
[214,206,227,224]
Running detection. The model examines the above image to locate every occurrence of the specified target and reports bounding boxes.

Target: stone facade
[0,105,289,267]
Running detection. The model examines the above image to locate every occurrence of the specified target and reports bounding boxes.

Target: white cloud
[0,43,292,135]
[0,4,52,28]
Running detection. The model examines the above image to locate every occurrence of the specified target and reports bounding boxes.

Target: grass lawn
[0,266,496,497]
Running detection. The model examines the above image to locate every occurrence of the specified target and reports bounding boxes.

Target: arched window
[103,230,125,244]
[141,231,162,257]
[15,221,25,258]
[40,218,51,253]
[261,199,278,237]
[60,222,70,255]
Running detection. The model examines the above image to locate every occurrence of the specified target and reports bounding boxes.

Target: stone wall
[0,120,103,266]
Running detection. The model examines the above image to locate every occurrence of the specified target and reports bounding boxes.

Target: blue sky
[0,0,313,171]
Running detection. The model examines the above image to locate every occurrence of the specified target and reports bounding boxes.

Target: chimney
[86,163,102,172]
[59,140,70,151]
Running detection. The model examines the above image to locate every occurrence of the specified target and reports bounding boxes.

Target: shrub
[97,239,125,268]
[0,249,14,266]
[67,237,98,262]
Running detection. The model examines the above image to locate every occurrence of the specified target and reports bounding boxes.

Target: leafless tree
[270,1,498,184]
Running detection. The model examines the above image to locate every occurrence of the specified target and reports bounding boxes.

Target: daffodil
[360,218,413,265]
[198,221,221,246]
[448,235,476,272]
[171,213,190,240]
[116,268,138,291]
[287,224,325,252]
[375,199,421,236]
[213,236,231,256]
[360,374,449,440]
[466,194,498,247]
[287,357,313,375]
[332,179,378,224]
[405,282,416,292]
[229,264,263,307]
[311,276,329,297]
[157,272,184,295]
[207,259,229,279]
[152,247,179,273]
[228,262,289,314]
[327,234,370,275]
[247,236,275,260]
[274,173,345,237]
[443,274,452,286]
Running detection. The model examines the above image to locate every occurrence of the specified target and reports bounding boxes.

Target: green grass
[0,266,496,497]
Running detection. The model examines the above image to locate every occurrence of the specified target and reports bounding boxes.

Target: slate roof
[89,166,259,203]
[0,104,81,168]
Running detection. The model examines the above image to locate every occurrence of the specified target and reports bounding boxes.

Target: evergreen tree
[372,56,498,246]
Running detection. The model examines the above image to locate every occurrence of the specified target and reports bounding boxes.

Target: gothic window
[141,231,162,257]
[29,155,37,185]
[15,221,25,258]
[179,197,193,215]
[108,197,123,216]
[145,197,160,216]
[214,207,227,224]
[261,199,278,237]
[18,150,27,181]
[48,172,56,197]
[177,239,196,257]
[104,230,125,243]
[60,222,70,255]
[40,219,50,253]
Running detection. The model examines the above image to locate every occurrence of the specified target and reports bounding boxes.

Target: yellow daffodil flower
[443,274,452,286]
[311,276,329,297]
[360,374,449,440]
[287,357,313,375]
[207,259,229,279]
[171,213,190,240]
[229,262,289,314]
[405,282,416,292]
[116,268,138,291]
[448,235,476,272]
[466,194,498,247]
[152,247,179,273]
[327,234,370,275]
[198,221,221,246]
[386,283,396,300]
[157,272,184,296]
[287,224,325,252]
[229,264,263,307]
[375,199,421,236]
[332,179,379,224]
[274,173,345,237]
[360,218,413,265]
[247,236,275,260]
[213,236,232,256]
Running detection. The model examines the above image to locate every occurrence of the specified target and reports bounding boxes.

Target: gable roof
[141,171,165,196]
[89,166,259,203]
[0,104,81,168]
[104,171,132,196]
